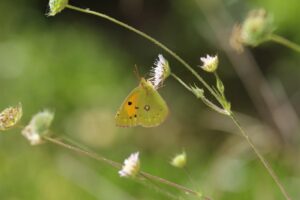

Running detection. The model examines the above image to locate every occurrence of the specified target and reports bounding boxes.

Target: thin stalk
[43,136,121,169]
[43,136,204,198]
[268,34,300,53]
[171,73,193,92]
[63,4,290,199]
[65,4,219,101]
[137,177,186,200]
[230,114,291,200]
[172,73,228,115]
[140,172,201,197]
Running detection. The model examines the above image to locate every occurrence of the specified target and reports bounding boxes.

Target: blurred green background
[0,0,300,199]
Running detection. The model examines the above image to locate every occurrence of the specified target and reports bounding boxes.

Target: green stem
[43,136,203,198]
[137,177,186,200]
[65,4,219,101]
[172,73,228,115]
[140,172,201,197]
[63,4,290,199]
[229,115,291,200]
[43,136,121,169]
[171,73,193,92]
[268,34,300,53]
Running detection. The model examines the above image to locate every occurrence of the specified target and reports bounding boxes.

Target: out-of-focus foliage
[0,0,299,200]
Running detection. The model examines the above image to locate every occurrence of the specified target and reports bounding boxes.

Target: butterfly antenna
[133,65,141,81]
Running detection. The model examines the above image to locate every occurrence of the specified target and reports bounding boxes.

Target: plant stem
[140,172,201,197]
[43,136,204,198]
[229,115,291,200]
[43,136,121,169]
[65,4,219,101]
[172,73,228,115]
[63,4,290,199]
[268,34,300,53]
[171,73,193,92]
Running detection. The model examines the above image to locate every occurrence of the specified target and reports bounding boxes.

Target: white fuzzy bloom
[200,54,218,73]
[119,152,140,178]
[21,126,42,146]
[21,110,54,146]
[149,54,170,89]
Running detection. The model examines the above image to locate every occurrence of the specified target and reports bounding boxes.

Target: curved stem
[65,4,219,101]
[140,172,201,197]
[229,115,291,200]
[268,34,300,53]
[43,136,121,169]
[43,136,204,198]
[171,73,193,92]
[63,4,290,199]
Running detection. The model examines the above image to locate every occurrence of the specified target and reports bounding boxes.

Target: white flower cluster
[119,152,140,178]
[149,54,170,89]
[200,54,218,73]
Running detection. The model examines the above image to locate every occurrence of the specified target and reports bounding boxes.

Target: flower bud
[240,9,273,47]
[191,85,204,99]
[48,0,69,16]
[171,151,187,168]
[230,9,274,52]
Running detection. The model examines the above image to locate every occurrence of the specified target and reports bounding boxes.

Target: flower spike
[148,54,171,89]
[119,152,140,178]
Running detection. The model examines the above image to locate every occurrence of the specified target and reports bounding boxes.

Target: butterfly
[115,78,168,127]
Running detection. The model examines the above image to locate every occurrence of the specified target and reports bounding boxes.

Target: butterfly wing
[135,82,168,127]
[115,78,168,128]
[115,86,141,127]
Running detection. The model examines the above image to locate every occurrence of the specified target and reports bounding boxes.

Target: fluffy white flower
[119,152,140,178]
[21,126,42,146]
[200,54,218,73]
[21,110,54,146]
[149,54,170,89]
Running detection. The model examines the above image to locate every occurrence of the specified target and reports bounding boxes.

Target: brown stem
[43,136,206,199]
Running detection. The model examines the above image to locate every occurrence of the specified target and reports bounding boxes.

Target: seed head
[0,103,22,131]
[230,9,274,52]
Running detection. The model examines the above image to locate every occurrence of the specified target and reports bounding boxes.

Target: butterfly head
[140,78,155,90]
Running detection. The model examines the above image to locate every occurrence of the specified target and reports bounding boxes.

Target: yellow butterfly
[115,78,168,127]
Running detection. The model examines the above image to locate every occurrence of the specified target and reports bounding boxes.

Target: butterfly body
[115,78,168,127]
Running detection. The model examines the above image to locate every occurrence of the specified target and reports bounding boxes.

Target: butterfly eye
[144,105,151,111]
